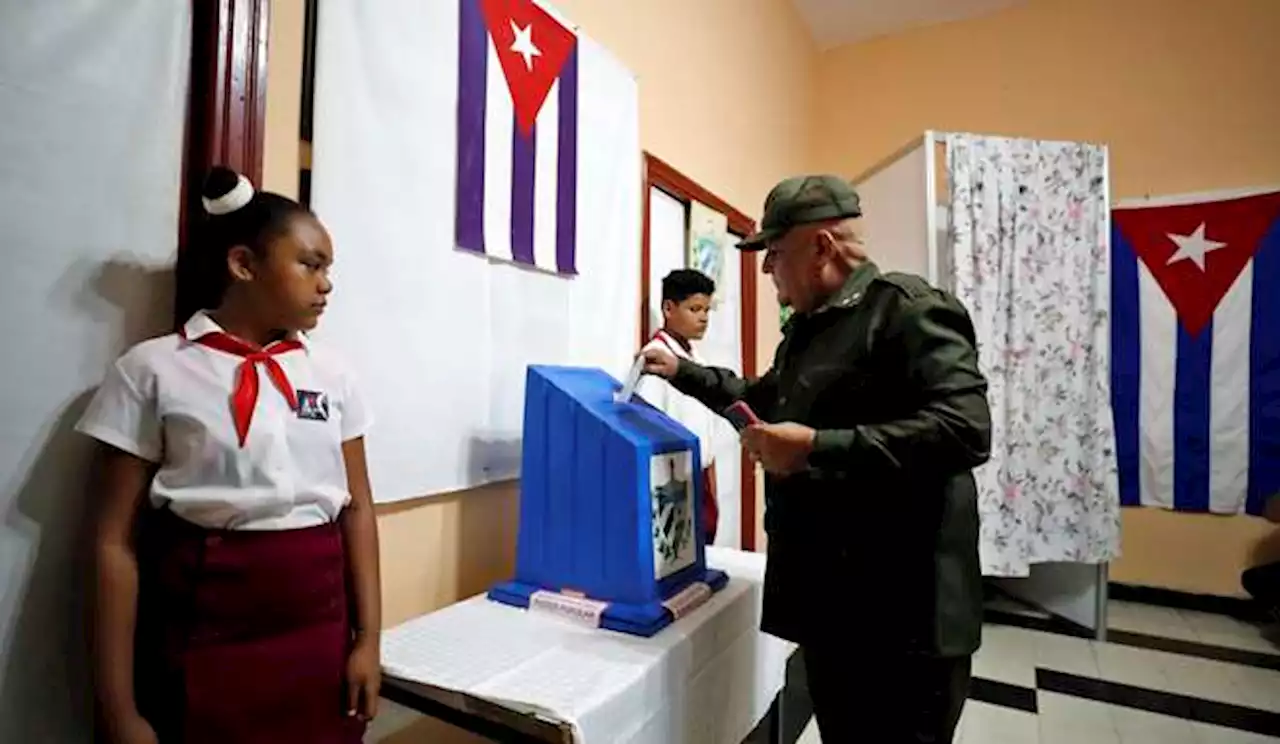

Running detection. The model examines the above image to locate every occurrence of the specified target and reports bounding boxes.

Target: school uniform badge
[296,390,330,421]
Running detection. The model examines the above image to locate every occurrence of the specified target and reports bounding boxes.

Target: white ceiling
[792,0,1028,49]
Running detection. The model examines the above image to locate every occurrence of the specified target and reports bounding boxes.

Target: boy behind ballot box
[637,269,725,545]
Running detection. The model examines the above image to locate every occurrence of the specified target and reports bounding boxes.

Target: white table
[379,548,797,744]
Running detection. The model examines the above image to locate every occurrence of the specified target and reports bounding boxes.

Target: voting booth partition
[489,366,728,636]
[853,131,1115,637]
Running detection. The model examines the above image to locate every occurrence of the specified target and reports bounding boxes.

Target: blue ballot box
[488,365,729,636]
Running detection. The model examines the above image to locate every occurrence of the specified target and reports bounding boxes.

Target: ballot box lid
[528,365,696,452]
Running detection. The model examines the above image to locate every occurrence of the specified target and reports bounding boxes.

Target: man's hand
[743,422,816,476]
[638,346,679,379]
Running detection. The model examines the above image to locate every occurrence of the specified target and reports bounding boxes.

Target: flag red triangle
[1113,192,1280,335]
[480,0,577,138]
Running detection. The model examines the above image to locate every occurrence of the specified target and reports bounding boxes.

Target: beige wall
[263,0,304,200]
[263,0,813,738]
[812,0,1280,597]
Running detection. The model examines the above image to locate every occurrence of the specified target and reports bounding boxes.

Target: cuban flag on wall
[1111,189,1280,516]
[455,0,579,276]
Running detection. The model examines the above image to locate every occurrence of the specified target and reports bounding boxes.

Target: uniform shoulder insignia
[872,271,934,301]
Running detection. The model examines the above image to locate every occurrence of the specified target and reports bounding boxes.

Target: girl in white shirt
[79,167,380,744]
[637,269,722,544]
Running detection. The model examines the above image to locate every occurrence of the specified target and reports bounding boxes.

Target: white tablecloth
[381,547,794,744]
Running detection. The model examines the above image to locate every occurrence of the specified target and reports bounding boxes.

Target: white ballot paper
[614,355,646,403]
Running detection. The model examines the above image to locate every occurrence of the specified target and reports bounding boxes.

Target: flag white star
[1166,222,1227,270]
[510,21,541,71]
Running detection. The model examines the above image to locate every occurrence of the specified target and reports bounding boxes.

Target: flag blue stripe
[1173,319,1213,511]
[554,46,579,275]
[455,0,487,254]
[510,122,536,265]
[1247,218,1280,516]
[1111,226,1142,508]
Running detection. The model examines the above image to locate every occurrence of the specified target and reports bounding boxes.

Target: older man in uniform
[640,175,992,742]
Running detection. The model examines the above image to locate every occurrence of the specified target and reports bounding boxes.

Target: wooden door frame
[641,153,761,551]
[175,0,272,324]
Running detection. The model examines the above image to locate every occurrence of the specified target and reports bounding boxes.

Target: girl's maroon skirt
[135,508,366,744]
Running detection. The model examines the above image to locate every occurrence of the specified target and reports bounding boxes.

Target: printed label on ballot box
[661,581,712,620]
[529,590,609,628]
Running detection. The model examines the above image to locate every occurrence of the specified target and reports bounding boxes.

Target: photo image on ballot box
[651,451,696,580]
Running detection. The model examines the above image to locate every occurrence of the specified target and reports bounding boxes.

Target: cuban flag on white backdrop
[1111,188,1280,516]
[311,0,639,500]
[455,0,579,275]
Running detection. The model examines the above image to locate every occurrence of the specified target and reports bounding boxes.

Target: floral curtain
[945,133,1121,577]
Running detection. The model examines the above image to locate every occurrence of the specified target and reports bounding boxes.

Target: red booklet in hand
[723,401,761,431]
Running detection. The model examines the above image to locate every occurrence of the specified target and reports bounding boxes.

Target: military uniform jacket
[671,262,992,656]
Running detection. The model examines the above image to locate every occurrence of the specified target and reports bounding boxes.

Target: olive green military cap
[737,175,863,250]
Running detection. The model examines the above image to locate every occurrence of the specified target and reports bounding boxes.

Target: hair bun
[202,166,255,216]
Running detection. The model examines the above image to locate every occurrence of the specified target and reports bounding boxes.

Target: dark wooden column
[175,0,272,325]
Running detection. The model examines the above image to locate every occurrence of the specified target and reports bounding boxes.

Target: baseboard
[985,607,1096,639]
[985,582,1098,638]
[1108,582,1259,619]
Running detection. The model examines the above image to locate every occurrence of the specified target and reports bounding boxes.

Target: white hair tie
[202,174,255,216]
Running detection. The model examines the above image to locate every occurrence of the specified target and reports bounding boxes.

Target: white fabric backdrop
[0,2,189,740]
[311,0,641,501]
[646,190,687,351]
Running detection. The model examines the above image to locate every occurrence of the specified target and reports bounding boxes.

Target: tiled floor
[798,599,1280,743]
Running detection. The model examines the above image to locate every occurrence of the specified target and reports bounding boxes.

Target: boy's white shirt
[636,329,719,468]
